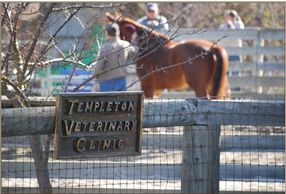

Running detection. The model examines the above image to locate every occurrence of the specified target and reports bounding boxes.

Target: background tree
[1,3,125,193]
[122,2,285,28]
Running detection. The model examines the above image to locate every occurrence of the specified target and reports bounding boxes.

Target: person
[137,3,169,32]
[92,23,137,92]
[219,9,245,62]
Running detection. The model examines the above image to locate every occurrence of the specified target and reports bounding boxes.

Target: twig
[125,47,213,90]
[64,22,90,92]
[25,7,80,79]
[2,3,27,75]
[52,3,125,11]
[30,58,90,69]
[1,75,30,107]
[22,3,55,78]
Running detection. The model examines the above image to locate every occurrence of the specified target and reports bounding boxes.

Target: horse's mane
[120,16,171,42]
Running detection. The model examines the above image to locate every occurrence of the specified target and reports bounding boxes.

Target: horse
[106,12,229,99]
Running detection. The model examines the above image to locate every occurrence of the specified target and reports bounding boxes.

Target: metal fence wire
[1,97,285,194]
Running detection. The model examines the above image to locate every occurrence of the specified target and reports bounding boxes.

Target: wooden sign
[54,92,144,159]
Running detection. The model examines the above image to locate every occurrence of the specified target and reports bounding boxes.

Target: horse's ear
[106,12,116,22]
[106,12,122,22]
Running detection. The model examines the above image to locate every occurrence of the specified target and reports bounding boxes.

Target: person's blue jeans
[99,77,126,92]
[229,55,241,62]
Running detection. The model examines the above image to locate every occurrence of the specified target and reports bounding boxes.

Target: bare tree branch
[29,58,90,69]
[1,75,30,107]
[126,49,211,90]
[24,7,81,80]
[1,3,27,75]
[1,3,9,27]
[39,8,80,57]
[64,24,90,92]
[52,3,125,11]
[22,3,55,79]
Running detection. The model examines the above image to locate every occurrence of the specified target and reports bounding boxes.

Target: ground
[2,125,285,193]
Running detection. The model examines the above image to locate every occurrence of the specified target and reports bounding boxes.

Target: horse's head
[106,12,171,56]
[106,12,140,42]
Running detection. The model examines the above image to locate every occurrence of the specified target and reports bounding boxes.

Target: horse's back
[174,39,216,51]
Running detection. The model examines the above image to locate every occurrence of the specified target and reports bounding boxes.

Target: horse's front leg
[195,90,211,100]
[138,76,156,98]
[141,84,155,98]
[154,90,163,98]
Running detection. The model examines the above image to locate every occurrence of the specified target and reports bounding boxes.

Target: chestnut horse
[106,12,229,99]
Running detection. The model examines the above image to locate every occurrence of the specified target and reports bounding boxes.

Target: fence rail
[2,99,284,137]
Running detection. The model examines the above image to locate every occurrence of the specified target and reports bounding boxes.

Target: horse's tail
[211,46,229,99]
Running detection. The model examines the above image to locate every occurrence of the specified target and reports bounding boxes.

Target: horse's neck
[137,31,169,56]
[147,30,169,44]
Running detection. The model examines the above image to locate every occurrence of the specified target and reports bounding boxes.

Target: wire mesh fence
[1,98,285,194]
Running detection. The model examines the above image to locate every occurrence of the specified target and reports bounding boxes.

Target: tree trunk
[2,85,53,193]
[30,135,53,193]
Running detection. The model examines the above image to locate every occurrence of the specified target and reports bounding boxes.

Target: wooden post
[255,30,265,94]
[182,125,220,194]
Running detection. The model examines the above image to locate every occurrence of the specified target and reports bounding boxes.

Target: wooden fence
[2,98,285,194]
[32,28,284,99]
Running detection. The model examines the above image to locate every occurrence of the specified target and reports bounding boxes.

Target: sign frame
[54,91,144,159]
